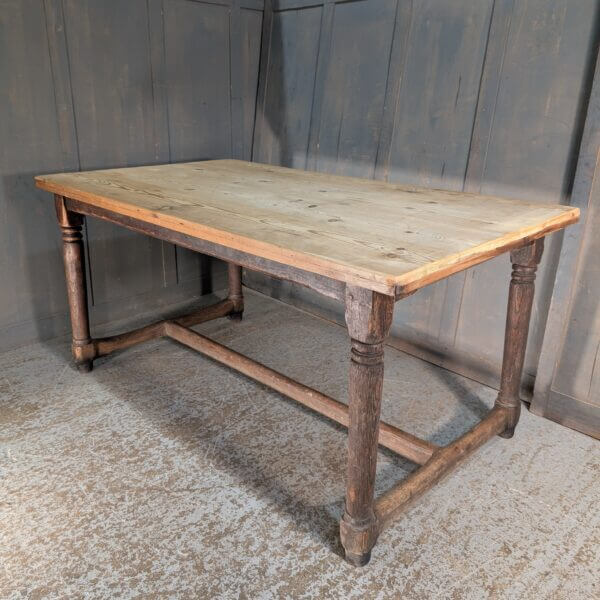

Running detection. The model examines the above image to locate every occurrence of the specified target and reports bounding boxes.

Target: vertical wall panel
[164,0,232,163]
[63,0,167,306]
[385,0,494,190]
[0,1,70,341]
[532,38,600,437]
[453,0,598,387]
[0,0,264,351]
[253,6,322,167]
[479,1,596,201]
[62,1,159,170]
[240,7,264,160]
[164,0,233,284]
[553,212,600,400]
[251,0,599,400]
[383,0,494,360]
[313,0,397,178]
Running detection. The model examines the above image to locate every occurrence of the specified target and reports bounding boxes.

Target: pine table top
[36,160,579,294]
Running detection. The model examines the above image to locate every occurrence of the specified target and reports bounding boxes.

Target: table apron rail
[64,197,348,302]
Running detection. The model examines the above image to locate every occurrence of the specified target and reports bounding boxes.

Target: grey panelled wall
[2,0,599,436]
[251,0,600,398]
[532,50,600,439]
[0,0,263,352]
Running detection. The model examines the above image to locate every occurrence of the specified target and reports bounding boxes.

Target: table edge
[35,176,580,296]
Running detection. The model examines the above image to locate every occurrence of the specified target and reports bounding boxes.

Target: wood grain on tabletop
[36,160,579,294]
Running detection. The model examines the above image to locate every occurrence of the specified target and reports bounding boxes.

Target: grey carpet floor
[1,291,598,599]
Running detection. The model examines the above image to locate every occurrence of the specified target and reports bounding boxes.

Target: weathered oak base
[71,296,512,567]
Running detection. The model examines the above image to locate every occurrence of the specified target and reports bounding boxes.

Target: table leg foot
[340,513,378,567]
[498,410,518,439]
[76,359,93,373]
[344,550,371,567]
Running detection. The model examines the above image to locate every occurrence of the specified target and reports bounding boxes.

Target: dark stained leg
[340,285,395,566]
[55,195,94,372]
[495,239,544,438]
[227,263,244,321]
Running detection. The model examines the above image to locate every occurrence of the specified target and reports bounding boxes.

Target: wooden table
[36,160,578,566]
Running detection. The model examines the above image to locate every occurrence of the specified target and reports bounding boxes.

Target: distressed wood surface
[55,196,92,372]
[163,319,436,465]
[36,160,577,295]
[375,406,508,529]
[341,286,395,566]
[50,159,550,567]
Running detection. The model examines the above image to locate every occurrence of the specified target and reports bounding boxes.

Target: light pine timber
[36,160,578,295]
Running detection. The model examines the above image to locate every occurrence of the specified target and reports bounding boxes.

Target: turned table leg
[55,195,94,372]
[227,263,244,321]
[340,285,395,566]
[495,239,544,438]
